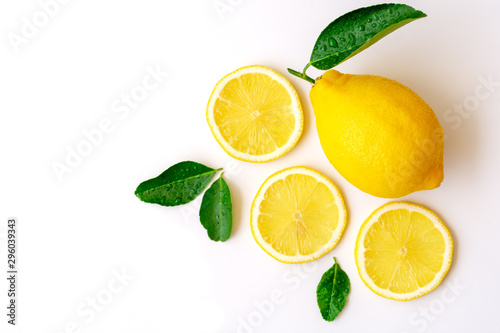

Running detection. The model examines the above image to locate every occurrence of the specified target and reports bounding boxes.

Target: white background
[1,0,500,332]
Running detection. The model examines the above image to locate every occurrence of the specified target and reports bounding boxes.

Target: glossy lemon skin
[310,70,444,198]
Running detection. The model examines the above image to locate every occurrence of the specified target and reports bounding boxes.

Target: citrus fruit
[310,69,444,198]
[207,65,303,163]
[355,201,453,301]
[251,166,347,263]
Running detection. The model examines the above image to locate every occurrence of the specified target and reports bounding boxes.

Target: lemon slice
[355,201,453,301]
[207,65,303,163]
[251,166,347,263]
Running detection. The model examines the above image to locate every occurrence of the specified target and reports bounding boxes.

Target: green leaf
[316,257,350,322]
[288,4,426,83]
[310,4,426,70]
[199,174,232,242]
[135,161,220,207]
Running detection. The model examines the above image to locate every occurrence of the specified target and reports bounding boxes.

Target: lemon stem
[287,63,315,84]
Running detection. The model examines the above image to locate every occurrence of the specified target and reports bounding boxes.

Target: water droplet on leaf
[328,37,338,48]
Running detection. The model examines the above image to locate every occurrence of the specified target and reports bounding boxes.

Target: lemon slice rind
[207,65,303,163]
[251,166,347,264]
[355,201,453,301]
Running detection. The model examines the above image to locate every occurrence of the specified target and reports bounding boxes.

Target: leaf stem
[302,63,311,75]
[287,65,315,84]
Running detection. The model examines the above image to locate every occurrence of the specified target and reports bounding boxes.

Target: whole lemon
[310,69,444,198]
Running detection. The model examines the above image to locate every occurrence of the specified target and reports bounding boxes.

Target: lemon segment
[251,166,347,263]
[207,66,303,163]
[355,201,453,301]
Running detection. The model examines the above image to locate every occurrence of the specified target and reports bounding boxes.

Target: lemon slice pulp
[355,201,453,301]
[251,166,347,263]
[207,65,303,163]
